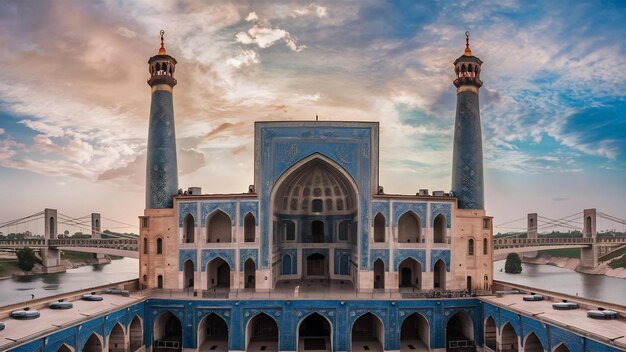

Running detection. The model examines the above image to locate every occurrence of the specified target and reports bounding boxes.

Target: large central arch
[271,154,359,289]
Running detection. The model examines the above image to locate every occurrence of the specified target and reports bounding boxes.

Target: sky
[0,0,624,235]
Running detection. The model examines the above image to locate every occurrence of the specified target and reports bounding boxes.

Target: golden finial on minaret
[464,31,472,56]
[158,30,167,55]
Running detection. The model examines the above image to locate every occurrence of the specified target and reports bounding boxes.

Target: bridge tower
[580,208,598,267]
[91,213,101,239]
[91,213,107,263]
[43,208,64,273]
[450,32,493,292]
[141,31,180,290]
[524,213,538,258]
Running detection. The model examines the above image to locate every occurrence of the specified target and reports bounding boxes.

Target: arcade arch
[108,323,125,352]
[524,332,544,352]
[244,258,256,289]
[553,343,571,352]
[501,322,519,352]
[484,316,496,350]
[351,313,384,352]
[373,259,385,289]
[398,212,421,243]
[198,313,228,352]
[445,312,474,350]
[374,213,385,242]
[154,311,182,351]
[398,258,422,289]
[207,258,230,288]
[183,214,195,243]
[183,260,194,289]
[129,316,143,351]
[400,313,429,351]
[433,214,446,243]
[244,213,255,242]
[207,211,232,243]
[82,333,103,352]
[246,313,278,352]
[433,259,446,290]
[297,313,332,352]
[57,344,73,352]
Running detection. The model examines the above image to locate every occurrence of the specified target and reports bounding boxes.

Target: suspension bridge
[492,208,626,267]
[0,208,138,273]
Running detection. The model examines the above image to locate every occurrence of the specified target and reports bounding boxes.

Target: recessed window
[483,218,490,229]
[468,239,475,256]
[312,199,323,212]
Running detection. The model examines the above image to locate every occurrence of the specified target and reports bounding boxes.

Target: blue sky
[0,0,624,234]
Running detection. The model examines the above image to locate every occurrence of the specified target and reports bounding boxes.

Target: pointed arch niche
[271,155,359,287]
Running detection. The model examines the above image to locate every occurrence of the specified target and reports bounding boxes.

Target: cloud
[226,49,259,68]
[116,26,136,38]
[0,128,4,135]
[236,23,305,52]
[245,12,258,22]
[292,4,328,18]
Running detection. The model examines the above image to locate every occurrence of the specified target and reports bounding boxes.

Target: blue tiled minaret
[146,31,178,208]
[451,32,484,210]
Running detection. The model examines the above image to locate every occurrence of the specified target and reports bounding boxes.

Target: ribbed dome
[274,159,356,215]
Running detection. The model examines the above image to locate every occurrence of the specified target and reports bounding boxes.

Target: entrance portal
[154,312,182,351]
[298,313,331,351]
[247,313,278,352]
[351,313,384,351]
[207,258,230,289]
[400,313,429,351]
[199,313,228,352]
[306,253,326,277]
[445,312,474,351]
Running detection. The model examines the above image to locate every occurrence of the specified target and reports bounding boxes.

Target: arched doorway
[154,311,182,351]
[82,333,102,352]
[500,322,518,352]
[199,313,228,352]
[374,213,385,242]
[246,313,278,352]
[157,275,163,289]
[466,276,472,291]
[524,333,544,352]
[207,258,230,289]
[298,313,331,352]
[306,253,326,278]
[129,316,143,351]
[184,214,195,243]
[271,156,359,288]
[207,211,232,243]
[57,344,73,352]
[183,260,194,289]
[398,212,421,243]
[433,214,446,243]
[398,258,422,289]
[484,316,496,351]
[445,312,474,351]
[351,313,384,352]
[400,313,429,351]
[244,213,255,242]
[108,323,125,352]
[244,258,256,289]
[433,259,446,290]
[553,343,571,352]
[373,259,385,289]
[312,221,324,243]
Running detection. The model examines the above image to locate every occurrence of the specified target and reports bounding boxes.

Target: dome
[274,158,357,215]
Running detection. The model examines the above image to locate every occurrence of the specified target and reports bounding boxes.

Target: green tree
[504,253,522,274]
[16,247,38,271]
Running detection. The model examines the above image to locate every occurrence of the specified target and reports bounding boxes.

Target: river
[494,260,626,305]
[0,257,138,307]
[1,258,624,307]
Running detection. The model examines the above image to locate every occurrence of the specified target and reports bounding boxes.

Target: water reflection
[494,260,626,305]
[0,258,138,306]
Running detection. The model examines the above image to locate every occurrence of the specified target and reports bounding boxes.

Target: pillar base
[44,265,66,274]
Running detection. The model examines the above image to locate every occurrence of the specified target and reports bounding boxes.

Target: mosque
[137,30,492,351]
[8,32,625,352]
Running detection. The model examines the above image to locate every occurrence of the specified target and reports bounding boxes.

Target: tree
[505,253,522,274]
[16,247,38,271]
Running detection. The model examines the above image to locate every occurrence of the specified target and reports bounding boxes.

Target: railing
[49,238,138,249]
[0,239,47,247]
[145,287,490,300]
[493,237,595,247]
[154,340,180,349]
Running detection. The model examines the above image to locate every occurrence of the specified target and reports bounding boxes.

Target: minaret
[451,32,484,210]
[146,30,179,208]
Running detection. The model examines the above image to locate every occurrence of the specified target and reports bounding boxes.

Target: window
[244,213,255,242]
[141,217,149,228]
[338,221,350,241]
[157,275,163,289]
[373,213,385,243]
[468,239,475,256]
[143,237,147,254]
[312,199,323,212]
[282,254,292,275]
[483,218,490,229]
[483,238,488,255]
[284,221,295,241]
[156,238,163,255]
